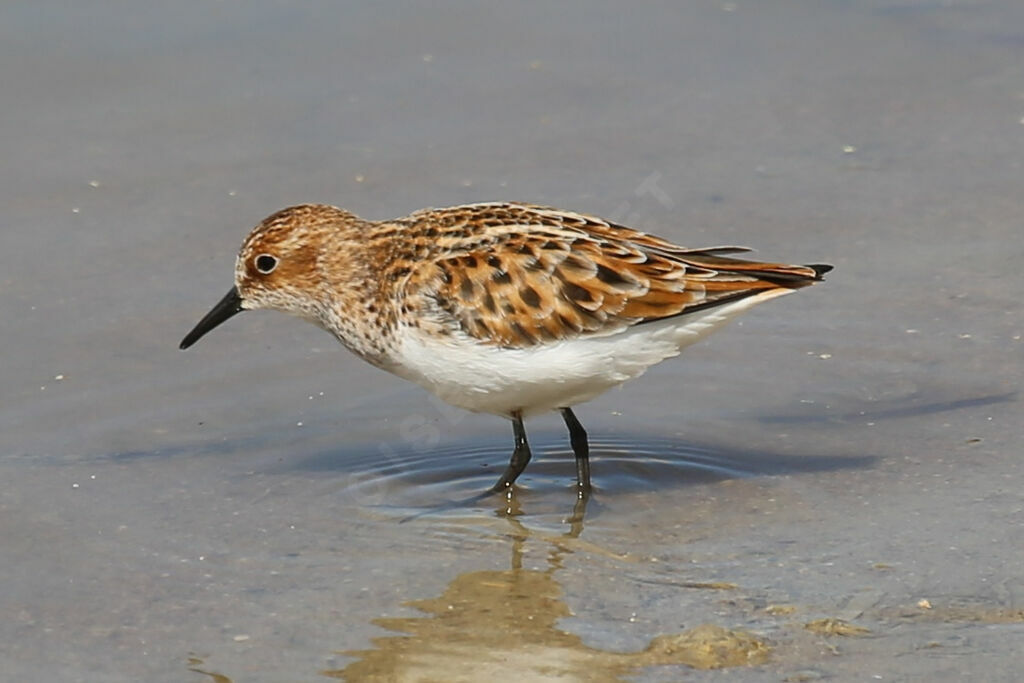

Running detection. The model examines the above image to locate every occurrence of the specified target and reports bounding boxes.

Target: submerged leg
[491,410,532,492]
[560,407,592,496]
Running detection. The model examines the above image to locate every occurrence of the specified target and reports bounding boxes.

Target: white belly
[384,289,791,418]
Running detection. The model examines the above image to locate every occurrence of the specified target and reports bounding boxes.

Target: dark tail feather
[807,264,833,280]
[738,263,833,286]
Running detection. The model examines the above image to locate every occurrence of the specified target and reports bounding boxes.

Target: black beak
[179,287,244,350]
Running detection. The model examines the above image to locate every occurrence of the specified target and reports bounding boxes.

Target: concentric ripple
[293,432,770,519]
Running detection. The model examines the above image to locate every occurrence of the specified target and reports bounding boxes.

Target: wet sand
[2,1,1022,681]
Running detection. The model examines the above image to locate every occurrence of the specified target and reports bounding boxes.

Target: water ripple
[279,431,875,522]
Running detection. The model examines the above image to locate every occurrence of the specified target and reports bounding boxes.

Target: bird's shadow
[275,429,875,501]
[267,388,1016,519]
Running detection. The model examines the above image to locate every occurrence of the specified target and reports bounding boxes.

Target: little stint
[181,202,831,497]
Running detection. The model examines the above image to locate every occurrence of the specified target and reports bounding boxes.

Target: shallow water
[3,1,1023,681]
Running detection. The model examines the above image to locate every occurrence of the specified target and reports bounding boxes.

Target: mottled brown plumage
[387,203,826,347]
[231,202,827,351]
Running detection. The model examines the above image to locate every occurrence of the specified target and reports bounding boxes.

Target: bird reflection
[327,496,768,681]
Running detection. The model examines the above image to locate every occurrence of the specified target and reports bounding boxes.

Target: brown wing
[399,203,830,348]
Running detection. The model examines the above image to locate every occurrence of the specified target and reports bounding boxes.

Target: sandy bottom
[3,1,1022,681]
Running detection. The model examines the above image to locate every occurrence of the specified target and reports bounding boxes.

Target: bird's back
[385,202,830,349]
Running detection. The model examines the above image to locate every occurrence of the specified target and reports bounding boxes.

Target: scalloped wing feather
[398,203,827,348]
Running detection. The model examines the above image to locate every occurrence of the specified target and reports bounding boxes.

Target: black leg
[491,410,531,492]
[560,407,592,496]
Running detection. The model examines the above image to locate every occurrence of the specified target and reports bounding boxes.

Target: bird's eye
[255,254,278,274]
